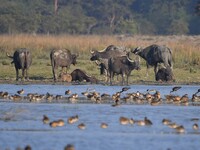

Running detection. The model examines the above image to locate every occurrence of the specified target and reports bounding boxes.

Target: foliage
[0,0,200,35]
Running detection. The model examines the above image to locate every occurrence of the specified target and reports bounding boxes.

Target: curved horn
[127,56,134,63]
[95,60,101,65]
[6,52,13,59]
[90,49,95,54]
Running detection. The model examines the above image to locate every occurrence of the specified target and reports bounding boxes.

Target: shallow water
[0,84,200,150]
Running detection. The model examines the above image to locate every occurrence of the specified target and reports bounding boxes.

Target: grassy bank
[0,34,199,83]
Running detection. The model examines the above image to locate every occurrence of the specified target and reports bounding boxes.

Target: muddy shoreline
[0,78,199,86]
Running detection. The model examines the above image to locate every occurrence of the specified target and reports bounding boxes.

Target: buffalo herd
[7,44,174,85]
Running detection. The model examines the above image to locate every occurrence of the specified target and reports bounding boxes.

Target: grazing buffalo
[131,44,172,76]
[156,66,173,82]
[108,56,140,85]
[90,45,129,81]
[71,69,98,84]
[50,49,78,81]
[7,48,32,81]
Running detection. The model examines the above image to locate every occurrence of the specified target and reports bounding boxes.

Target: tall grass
[0,34,199,67]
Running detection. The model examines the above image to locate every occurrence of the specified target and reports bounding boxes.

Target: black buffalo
[155,66,173,82]
[108,56,140,85]
[90,45,129,81]
[50,49,78,81]
[71,69,98,84]
[7,48,32,81]
[131,44,172,76]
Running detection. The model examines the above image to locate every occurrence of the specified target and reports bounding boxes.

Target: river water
[0,84,200,150]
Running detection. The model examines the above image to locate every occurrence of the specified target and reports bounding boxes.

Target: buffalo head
[131,47,142,55]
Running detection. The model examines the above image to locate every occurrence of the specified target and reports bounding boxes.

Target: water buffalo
[71,69,98,84]
[155,66,173,82]
[108,56,140,85]
[7,48,32,81]
[131,44,172,77]
[90,45,129,81]
[50,49,78,81]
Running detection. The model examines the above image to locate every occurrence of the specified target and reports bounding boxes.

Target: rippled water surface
[0,84,200,150]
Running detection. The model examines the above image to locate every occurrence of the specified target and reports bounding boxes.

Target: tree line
[0,0,200,35]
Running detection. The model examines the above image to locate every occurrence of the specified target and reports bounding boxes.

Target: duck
[67,115,79,124]
[170,86,182,93]
[120,87,131,93]
[119,116,130,125]
[24,145,32,150]
[64,144,75,150]
[175,125,185,133]
[56,95,63,100]
[180,94,189,102]
[136,120,146,126]
[144,117,153,125]
[57,119,65,127]
[17,89,24,95]
[10,94,22,101]
[193,123,199,130]
[65,90,71,95]
[167,122,179,129]
[162,118,172,125]
[42,115,50,124]
[100,123,108,129]
[78,123,86,130]
[111,99,121,107]
[49,121,58,128]
[101,93,111,100]
[150,98,162,106]
[129,118,135,124]
[192,94,200,102]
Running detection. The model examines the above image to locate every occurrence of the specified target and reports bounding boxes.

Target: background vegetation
[0,34,199,83]
[0,0,200,35]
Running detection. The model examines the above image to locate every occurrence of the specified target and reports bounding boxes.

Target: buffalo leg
[22,69,25,81]
[52,67,57,81]
[25,69,29,81]
[15,68,19,81]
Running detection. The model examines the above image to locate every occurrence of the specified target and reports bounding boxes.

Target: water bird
[168,123,179,129]
[24,145,32,150]
[136,120,146,126]
[42,115,50,124]
[175,125,185,133]
[192,94,200,102]
[49,121,58,128]
[119,116,130,125]
[120,87,131,93]
[129,118,135,124]
[111,99,121,107]
[67,115,79,124]
[17,89,24,95]
[144,117,153,125]
[193,123,199,130]
[56,95,63,100]
[10,94,22,101]
[78,123,86,130]
[65,90,71,95]
[57,119,65,127]
[101,93,110,99]
[147,89,156,93]
[64,144,75,150]
[100,123,108,129]
[170,86,181,93]
[150,98,162,106]
[162,119,172,125]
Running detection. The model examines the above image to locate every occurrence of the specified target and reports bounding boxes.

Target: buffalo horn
[90,49,94,54]
[127,56,134,63]
[6,52,13,59]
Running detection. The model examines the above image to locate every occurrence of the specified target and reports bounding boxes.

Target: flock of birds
[0,86,200,106]
[1,86,200,150]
